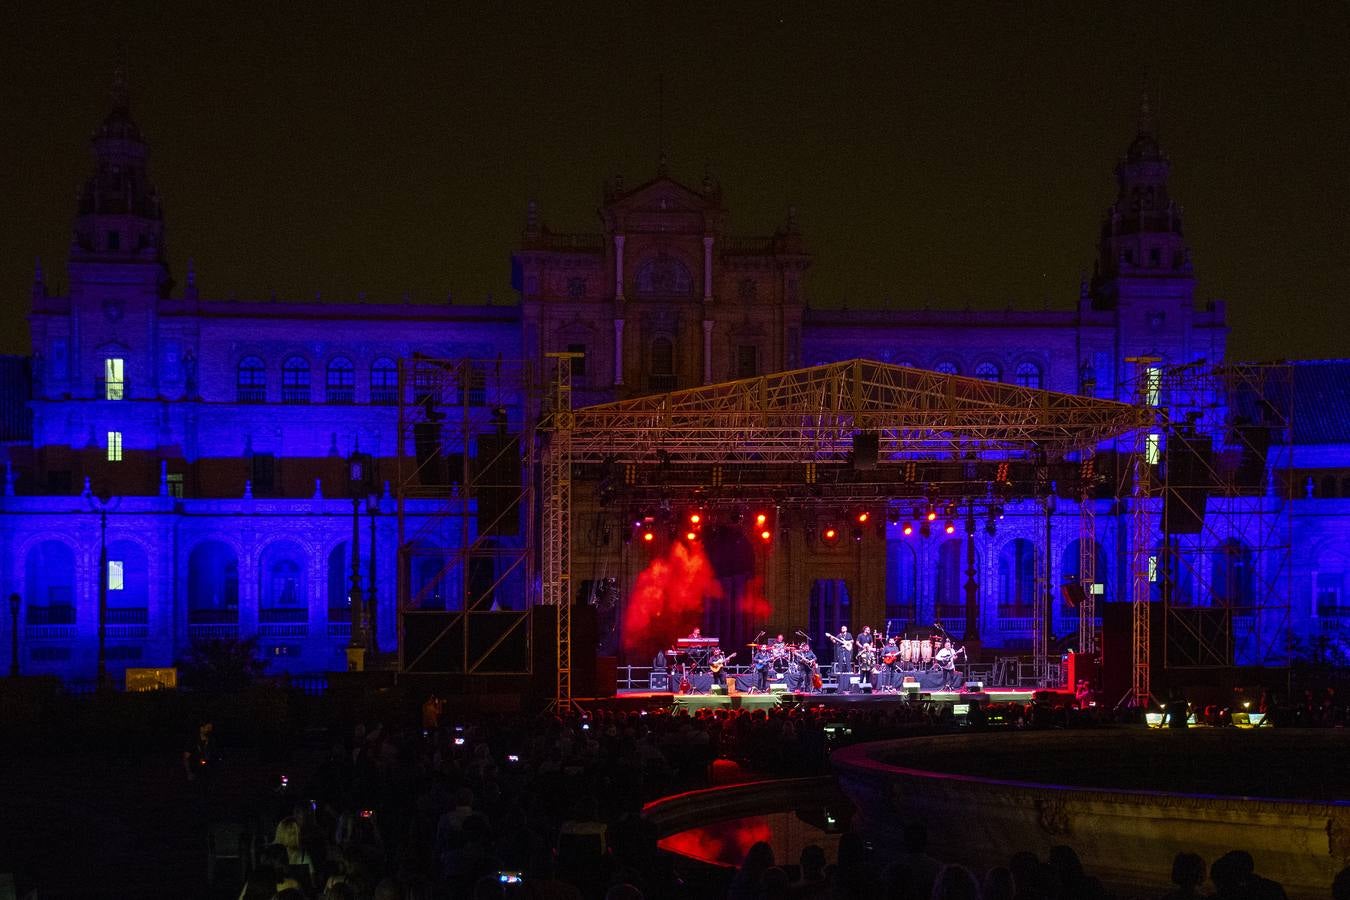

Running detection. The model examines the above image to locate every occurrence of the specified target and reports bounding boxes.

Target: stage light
[759,529,772,542]
[685,531,698,541]
[689,512,701,525]
[755,512,768,527]
[902,522,914,536]
[945,502,958,518]
[855,510,870,524]
[822,526,838,544]
[944,520,956,535]
[642,530,655,543]
[926,507,938,522]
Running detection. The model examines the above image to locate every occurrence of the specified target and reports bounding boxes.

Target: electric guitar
[708,652,737,674]
[825,633,855,651]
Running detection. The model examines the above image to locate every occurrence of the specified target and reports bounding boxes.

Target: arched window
[998,539,1037,616]
[326,357,355,404]
[328,543,354,623]
[1061,538,1109,612]
[934,361,960,376]
[282,356,310,404]
[886,540,918,625]
[187,541,239,624]
[237,357,266,403]
[975,362,1001,382]
[1212,539,1254,607]
[370,358,398,405]
[634,254,693,297]
[650,338,676,391]
[1015,361,1043,389]
[935,539,964,619]
[24,541,77,625]
[107,539,150,612]
[259,541,307,624]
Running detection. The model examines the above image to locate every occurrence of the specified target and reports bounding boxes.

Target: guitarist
[830,626,854,686]
[798,641,822,693]
[880,635,901,692]
[708,646,734,692]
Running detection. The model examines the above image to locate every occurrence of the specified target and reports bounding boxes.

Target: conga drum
[899,639,914,666]
[920,640,933,665]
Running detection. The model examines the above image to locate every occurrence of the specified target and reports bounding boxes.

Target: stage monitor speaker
[1061,583,1088,609]
[964,681,984,691]
[853,432,878,470]
[475,433,521,536]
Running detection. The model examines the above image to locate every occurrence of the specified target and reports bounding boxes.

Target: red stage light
[926,509,938,521]
[686,531,698,541]
[755,513,768,526]
[642,531,655,542]
[759,529,772,542]
[902,522,914,536]
[856,511,869,524]
[823,527,838,542]
[689,513,701,525]
[944,521,956,535]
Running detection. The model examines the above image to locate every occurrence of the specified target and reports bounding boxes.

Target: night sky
[2,3,1348,361]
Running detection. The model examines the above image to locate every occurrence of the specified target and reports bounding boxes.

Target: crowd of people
[210,696,1345,900]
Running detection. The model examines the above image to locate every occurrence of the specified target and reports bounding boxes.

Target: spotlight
[945,502,958,519]
[685,531,698,542]
[822,526,839,544]
[855,511,870,524]
[755,512,768,527]
[926,506,938,522]
[759,529,772,542]
[902,522,914,536]
[944,521,956,535]
[642,530,655,543]
[689,512,702,525]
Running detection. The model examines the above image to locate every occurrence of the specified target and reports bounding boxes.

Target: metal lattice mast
[1078,448,1098,655]
[542,353,576,711]
[1125,357,1161,707]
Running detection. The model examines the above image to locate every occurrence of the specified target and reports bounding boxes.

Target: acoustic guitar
[708,652,737,674]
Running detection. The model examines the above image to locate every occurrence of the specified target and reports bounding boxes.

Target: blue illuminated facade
[2,89,1346,682]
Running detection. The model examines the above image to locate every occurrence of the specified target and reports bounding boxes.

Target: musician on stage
[880,634,900,692]
[856,626,874,663]
[936,639,964,691]
[752,645,772,692]
[798,641,821,694]
[689,627,702,639]
[709,644,728,692]
[831,625,853,681]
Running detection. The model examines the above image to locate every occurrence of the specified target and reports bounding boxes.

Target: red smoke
[741,575,772,620]
[622,540,723,654]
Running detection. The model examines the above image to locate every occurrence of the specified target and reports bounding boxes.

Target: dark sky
[3,3,1348,361]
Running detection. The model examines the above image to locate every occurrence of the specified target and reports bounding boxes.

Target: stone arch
[998,538,1037,614]
[187,539,240,622]
[24,539,77,623]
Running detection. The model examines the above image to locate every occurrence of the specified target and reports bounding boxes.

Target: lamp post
[345,452,372,671]
[8,592,19,678]
[87,487,119,691]
[366,492,379,654]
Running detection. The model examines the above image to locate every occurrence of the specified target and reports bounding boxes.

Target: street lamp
[345,452,374,671]
[86,485,120,691]
[366,491,380,654]
[8,592,19,678]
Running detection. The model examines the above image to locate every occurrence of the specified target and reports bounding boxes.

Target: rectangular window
[567,343,586,377]
[1145,433,1161,465]
[107,430,123,462]
[1146,366,1161,407]
[1148,556,1158,583]
[104,358,125,400]
[108,560,125,592]
[167,473,184,499]
[1316,572,1344,617]
[251,452,275,493]
[1090,583,1105,595]
[736,345,758,379]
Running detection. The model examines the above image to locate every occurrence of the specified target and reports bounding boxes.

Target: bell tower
[68,67,171,298]
[1089,95,1192,313]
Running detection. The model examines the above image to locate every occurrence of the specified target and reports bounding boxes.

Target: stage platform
[608,686,1060,712]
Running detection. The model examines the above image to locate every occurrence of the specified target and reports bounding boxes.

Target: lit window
[1148,556,1158,583]
[1146,366,1162,407]
[1146,433,1161,465]
[108,560,125,591]
[975,362,1000,382]
[934,361,959,376]
[107,430,123,462]
[1090,583,1105,595]
[104,358,125,400]
[167,473,184,498]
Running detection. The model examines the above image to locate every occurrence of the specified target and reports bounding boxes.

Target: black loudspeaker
[475,433,521,536]
[413,422,443,485]
[853,432,879,470]
[1061,583,1088,609]
[1164,432,1212,534]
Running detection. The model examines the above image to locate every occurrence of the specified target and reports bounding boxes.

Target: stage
[613,686,1057,713]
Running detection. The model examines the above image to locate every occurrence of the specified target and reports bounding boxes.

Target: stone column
[614,319,625,386]
[614,234,626,298]
[702,235,714,302]
[702,319,714,385]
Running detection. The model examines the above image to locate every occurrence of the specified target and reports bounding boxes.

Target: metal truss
[541,353,579,712]
[1155,362,1293,669]
[1123,357,1162,708]
[395,357,540,675]
[572,359,1154,465]
[1078,449,1099,655]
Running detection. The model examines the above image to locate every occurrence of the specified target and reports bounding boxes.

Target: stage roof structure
[570,359,1154,465]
